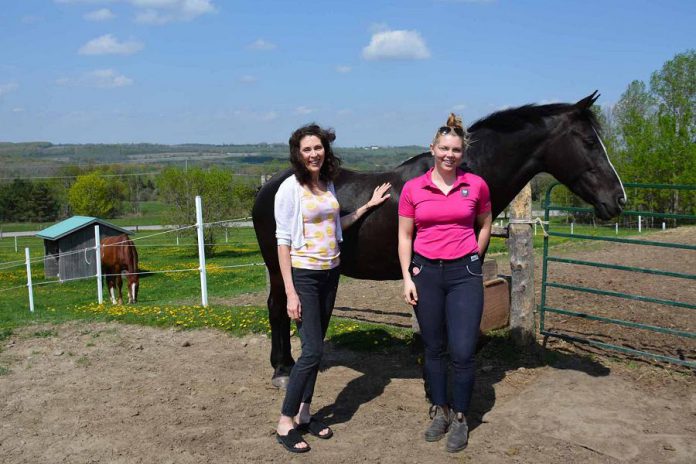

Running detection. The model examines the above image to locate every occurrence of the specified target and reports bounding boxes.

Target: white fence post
[196,195,209,307]
[638,215,642,233]
[615,223,619,235]
[662,222,666,231]
[570,222,574,235]
[15,236,18,253]
[95,225,103,305]
[25,247,34,313]
[225,227,228,243]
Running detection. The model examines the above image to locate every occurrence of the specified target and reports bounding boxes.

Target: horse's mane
[396,101,601,169]
[469,102,601,134]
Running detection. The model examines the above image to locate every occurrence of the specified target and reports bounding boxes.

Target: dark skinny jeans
[281,266,340,417]
[411,253,484,414]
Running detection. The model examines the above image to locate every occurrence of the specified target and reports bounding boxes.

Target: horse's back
[101,234,137,274]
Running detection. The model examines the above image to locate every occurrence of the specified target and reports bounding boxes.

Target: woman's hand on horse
[366,183,392,208]
[286,292,302,321]
[402,279,418,305]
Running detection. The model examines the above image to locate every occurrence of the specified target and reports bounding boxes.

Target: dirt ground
[1,228,695,463]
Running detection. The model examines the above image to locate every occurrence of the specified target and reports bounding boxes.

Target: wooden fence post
[507,183,535,345]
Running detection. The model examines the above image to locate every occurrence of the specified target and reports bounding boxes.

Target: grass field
[0,227,259,327]
[0,226,418,351]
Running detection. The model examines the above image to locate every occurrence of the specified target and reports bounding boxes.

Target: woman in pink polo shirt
[398,113,492,453]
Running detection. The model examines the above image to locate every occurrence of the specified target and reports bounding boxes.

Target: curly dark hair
[288,123,341,186]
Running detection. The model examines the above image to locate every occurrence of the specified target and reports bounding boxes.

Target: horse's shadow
[312,329,611,432]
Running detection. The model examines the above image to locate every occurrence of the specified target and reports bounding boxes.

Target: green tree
[68,172,126,218]
[156,166,257,254]
[0,179,61,222]
[611,50,696,215]
[650,50,696,213]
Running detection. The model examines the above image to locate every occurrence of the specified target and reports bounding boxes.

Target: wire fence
[0,197,265,314]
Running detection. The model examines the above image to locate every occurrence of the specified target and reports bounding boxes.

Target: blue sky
[0,0,694,146]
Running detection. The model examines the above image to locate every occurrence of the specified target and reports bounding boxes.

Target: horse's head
[542,92,626,219]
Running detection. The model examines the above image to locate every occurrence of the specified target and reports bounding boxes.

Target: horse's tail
[128,239,139,278]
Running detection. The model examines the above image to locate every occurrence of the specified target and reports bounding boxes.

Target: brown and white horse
[101,234,139,304]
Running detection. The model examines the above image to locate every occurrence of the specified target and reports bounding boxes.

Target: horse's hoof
[271,375,290,389]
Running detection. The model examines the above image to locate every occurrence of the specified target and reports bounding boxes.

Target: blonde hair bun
[432,113,470,148]
[446,112,464,130]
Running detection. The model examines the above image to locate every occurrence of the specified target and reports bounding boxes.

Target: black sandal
[276,429,311,453]
[297,417,333,439]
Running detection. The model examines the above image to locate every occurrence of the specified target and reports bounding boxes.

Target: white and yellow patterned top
[291,187,341,270]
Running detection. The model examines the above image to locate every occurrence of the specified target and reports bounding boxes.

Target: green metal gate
[539,183,696,368]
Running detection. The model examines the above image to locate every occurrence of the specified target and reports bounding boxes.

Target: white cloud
[0,83,19,97]
[369,22,389,34]
[57,69,134,88]
[12,108,25,113]
[238,75,257,84]
[232,109,278,121]
[79,34,144,55]
[362,29,430,61]
[21,15,44,24]
[84,8,115,21]
[452,104,467,111]
[248,39,276,51]
[439,0,496,3]
[260,111,278,121]
[335,65,352,74]
[55,0,113,4]
[295,106,314,115]
[134,10,171,24]
[132,0,216,24]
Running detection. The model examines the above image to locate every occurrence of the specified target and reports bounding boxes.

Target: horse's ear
[576,90,600,110]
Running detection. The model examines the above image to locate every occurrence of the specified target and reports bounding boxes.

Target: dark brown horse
[253,93,627,387]
[101,234,139,304]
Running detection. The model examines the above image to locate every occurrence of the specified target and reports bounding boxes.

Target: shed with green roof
[36,216,131,280]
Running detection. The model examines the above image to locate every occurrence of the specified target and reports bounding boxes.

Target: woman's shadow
[313,329,610,433]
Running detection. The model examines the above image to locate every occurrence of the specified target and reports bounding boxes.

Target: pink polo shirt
[398,168,491,260]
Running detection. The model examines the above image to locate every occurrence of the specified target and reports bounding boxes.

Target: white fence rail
[0,196,263,313]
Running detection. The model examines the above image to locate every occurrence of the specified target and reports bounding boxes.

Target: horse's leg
[107,275,117,304]
[126,276,132,304]
[268,271,294,388]
[116,273,123,305]
[130,277,138,304]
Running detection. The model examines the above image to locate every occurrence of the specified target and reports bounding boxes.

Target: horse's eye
[582,138,597,148]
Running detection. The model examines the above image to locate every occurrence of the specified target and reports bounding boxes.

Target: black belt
[413,252,479,266]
